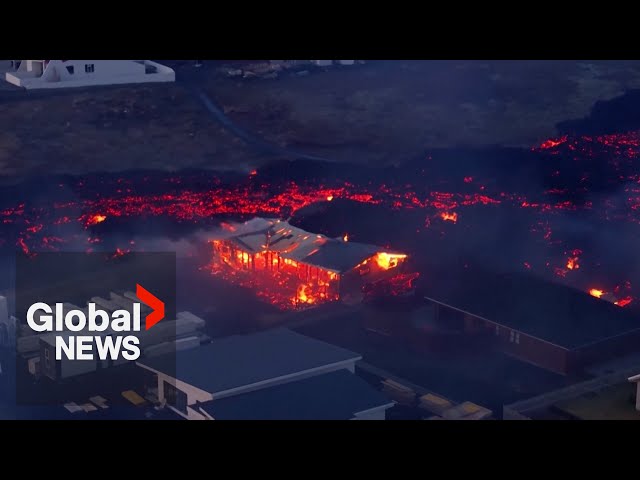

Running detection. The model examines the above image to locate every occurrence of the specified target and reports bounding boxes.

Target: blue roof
[138,328,361,394]
[198,369,393,420]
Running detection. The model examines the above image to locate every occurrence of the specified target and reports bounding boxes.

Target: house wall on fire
[210,219,410,306]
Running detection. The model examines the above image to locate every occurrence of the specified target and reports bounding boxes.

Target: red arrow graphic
[136,284,165,330]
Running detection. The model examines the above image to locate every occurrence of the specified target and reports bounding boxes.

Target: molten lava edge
[3,132,640,309]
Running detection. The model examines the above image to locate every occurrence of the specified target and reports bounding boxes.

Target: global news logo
[25,284,164,361]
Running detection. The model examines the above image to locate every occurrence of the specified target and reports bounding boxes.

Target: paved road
[175,62,338,163]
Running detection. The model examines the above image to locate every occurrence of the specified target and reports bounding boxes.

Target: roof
[216,218,386,273]
[303,241,380,272]
[422,269,640,349]
[198,369,393,420]
[137,328,361,394]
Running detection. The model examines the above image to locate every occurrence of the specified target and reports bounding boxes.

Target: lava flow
[4,130,640,309]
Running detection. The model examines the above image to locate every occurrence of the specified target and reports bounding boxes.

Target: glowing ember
[615,296,633,307]
[7,129,640,308]
[589,288,604,298]
[110,247,129,259]
[565,249,582,271]
[85,214,107,226]
[440,212,458,223]
[537,135,568,150]
[566,257,579,270]
[343,233,349,242]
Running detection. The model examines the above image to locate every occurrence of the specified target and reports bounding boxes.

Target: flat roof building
[137,328,394,420]
[421,269,640,375]
[5,60,175,90]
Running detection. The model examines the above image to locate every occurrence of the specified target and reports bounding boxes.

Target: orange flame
[327,195,334,202]
[296,284,316,304]
[440,212,458,223]
[343,233,349,242]
[375,252,407,270]
[589,288,604,298]
[566,257,579,270]
[87,214,107,226]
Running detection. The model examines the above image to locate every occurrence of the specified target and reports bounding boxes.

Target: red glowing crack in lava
[5,131,640,308]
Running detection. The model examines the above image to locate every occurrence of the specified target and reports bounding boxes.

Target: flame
[589,288,604,298]
[375,252,407,270]
[86,214,107,226]
[440,212,458,223]
[343,233,349,242]
[296,284,316,305]
[566,257,579,270]
[615,296,633,307]
[327,195,334,201]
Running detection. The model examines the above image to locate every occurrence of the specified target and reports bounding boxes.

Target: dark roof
[303,241,380,272]
[422,269,640,349]
[138,328,361,394]
[198,369,392,420]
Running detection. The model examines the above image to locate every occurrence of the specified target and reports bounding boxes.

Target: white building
[629,373,640,411]
[137,328,394,420]
[5,60,175,90]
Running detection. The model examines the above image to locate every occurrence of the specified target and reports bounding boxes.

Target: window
[85,64,95,73]
[66,65,74,75]
[509,330,515,343]
[164,381,187,414]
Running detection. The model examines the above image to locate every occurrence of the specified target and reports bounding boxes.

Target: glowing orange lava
[589,288,604,298]
[538,136,568,150]
[440,212,458,223]
[86,214,107,226]
[327,195,334,201]
[615,296,633,307]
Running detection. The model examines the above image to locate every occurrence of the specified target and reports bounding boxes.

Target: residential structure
[0,296,16,348]
[420,269,640,375]
[137,328,394,420]
[210,217,411,306]
[504,366,640,420]
[5,60,175,90]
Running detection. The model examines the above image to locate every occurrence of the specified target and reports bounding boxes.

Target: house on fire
[420,269,640,376]
[210,218,412,306]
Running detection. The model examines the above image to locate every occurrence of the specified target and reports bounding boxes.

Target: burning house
[208,218,414,308]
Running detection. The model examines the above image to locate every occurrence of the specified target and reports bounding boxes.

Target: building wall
[212,361,358,401]
[498,328,569,375]
[442,304,571,375]
[573,329,640,373]
[6,60,174,90]
[40,340,57,380]
[352,406,390,420]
